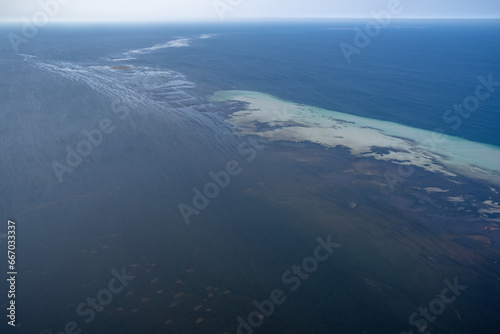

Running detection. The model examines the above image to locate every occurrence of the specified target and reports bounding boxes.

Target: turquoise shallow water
[211,90,500,185]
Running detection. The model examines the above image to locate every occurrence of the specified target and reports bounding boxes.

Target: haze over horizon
[1,0,499,22]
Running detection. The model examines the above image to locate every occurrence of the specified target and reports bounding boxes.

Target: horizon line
[0,17,499,24]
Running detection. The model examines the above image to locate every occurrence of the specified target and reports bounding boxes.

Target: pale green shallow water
[210,90,500,186]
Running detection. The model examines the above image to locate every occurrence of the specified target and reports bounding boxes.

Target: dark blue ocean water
[1,21,499,334]
[2,21,500,145]
[4,20,499,145]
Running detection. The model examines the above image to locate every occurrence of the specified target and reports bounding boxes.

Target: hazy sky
[1,0,499,22]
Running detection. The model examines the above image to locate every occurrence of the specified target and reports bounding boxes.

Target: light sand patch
[479,200,500,215]
[447,196,465,203]
[210,90,500,185]
[174,292,185,298]
[424,187,449,193]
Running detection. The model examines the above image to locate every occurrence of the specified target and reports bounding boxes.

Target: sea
[0,20,499,334]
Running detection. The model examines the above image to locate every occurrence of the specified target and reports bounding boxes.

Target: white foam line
[199,34,216,39]
[30,60,201,121]
[18,53,36,61]
[111,57,136,61]
[123,38,191,56]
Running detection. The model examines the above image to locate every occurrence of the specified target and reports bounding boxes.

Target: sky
[0,0,499,22]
